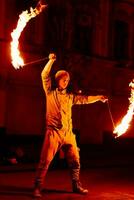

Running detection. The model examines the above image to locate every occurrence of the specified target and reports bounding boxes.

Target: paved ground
[0,165,134,200]
[0,137,134,200]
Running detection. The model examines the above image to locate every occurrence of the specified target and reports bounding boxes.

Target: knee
[38,159,51,170]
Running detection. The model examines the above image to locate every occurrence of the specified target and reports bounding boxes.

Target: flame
[113,79,134,137]
[10,2,47,69]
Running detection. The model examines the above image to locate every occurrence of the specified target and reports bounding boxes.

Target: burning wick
[113,79,134,138]
[10,1,47,69]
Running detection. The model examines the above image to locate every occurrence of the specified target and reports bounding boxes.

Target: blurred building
[0,0,134,147]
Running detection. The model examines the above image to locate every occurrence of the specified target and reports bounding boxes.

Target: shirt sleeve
[73,94,101,105]
[41,60,54,93]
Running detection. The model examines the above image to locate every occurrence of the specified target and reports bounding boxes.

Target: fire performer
[33,53,108,197]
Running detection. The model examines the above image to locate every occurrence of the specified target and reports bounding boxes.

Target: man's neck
[57,88,66,94]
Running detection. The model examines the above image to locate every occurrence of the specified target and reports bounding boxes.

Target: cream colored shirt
[41,63,96,132]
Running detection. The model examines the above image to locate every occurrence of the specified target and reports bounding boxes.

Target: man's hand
[99,95,108,103]
[49,53,56,61]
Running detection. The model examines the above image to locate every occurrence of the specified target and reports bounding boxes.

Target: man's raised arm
[41,53,56,93]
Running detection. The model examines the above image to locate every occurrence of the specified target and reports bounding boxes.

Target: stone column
[94,0,111,57]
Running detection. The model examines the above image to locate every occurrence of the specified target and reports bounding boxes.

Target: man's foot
[33,188,42,198]
[72,181,88,195]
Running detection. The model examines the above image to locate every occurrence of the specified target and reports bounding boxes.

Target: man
[33,53,107,197]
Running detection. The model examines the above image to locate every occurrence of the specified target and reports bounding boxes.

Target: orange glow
[10,2,47,69]
[113,79,134,137]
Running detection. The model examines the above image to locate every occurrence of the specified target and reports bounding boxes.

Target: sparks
[113,79,134,137]
[10,1,47,69]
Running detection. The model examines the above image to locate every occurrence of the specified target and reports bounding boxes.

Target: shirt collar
[56,88,67,95]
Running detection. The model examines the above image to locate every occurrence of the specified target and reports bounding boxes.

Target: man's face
[58,75,70,90]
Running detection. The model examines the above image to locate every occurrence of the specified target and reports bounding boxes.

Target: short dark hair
[55,70,70,82]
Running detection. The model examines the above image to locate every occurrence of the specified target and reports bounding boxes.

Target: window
[113,20,129,60]
[74,25,92,55]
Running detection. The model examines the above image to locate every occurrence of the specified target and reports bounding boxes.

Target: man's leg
[34,130,60,197]
[65,135,88,195]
